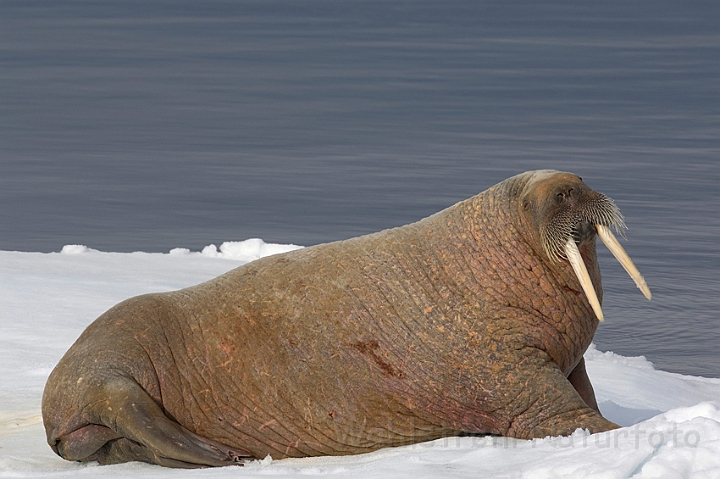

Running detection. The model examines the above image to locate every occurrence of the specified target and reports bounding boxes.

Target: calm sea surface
[1,1,718,377]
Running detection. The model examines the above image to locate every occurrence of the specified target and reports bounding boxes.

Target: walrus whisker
[564,236,604,322]
[595,224,652,300]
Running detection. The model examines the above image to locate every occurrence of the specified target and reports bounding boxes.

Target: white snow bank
[1,241,719,478]
[59,244,100,254]
[194,238,303,261]
[59,238,304,261]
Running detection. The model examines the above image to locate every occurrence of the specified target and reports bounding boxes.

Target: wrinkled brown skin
[42,170,618,468]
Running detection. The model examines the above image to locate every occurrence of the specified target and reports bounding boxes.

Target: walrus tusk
[595,224,652,300]
[564,237,604,322]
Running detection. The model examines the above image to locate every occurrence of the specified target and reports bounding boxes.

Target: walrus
[42,170,651,468]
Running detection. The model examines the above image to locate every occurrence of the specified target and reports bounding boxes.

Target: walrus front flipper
[507,363,618,440]
[56,377,253,468]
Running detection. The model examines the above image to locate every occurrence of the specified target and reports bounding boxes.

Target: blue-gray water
[1,1,718,378]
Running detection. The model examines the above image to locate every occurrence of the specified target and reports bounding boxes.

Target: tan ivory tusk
[564,237,604,322]
[595,224,652,300]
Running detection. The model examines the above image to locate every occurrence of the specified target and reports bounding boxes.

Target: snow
[1,239,719,478]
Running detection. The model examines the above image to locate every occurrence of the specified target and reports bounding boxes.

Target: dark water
[1,1,718,377]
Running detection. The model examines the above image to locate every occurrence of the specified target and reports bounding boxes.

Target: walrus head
[519,170,652,321]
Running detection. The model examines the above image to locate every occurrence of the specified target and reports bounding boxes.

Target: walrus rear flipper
[52,377,253,468]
